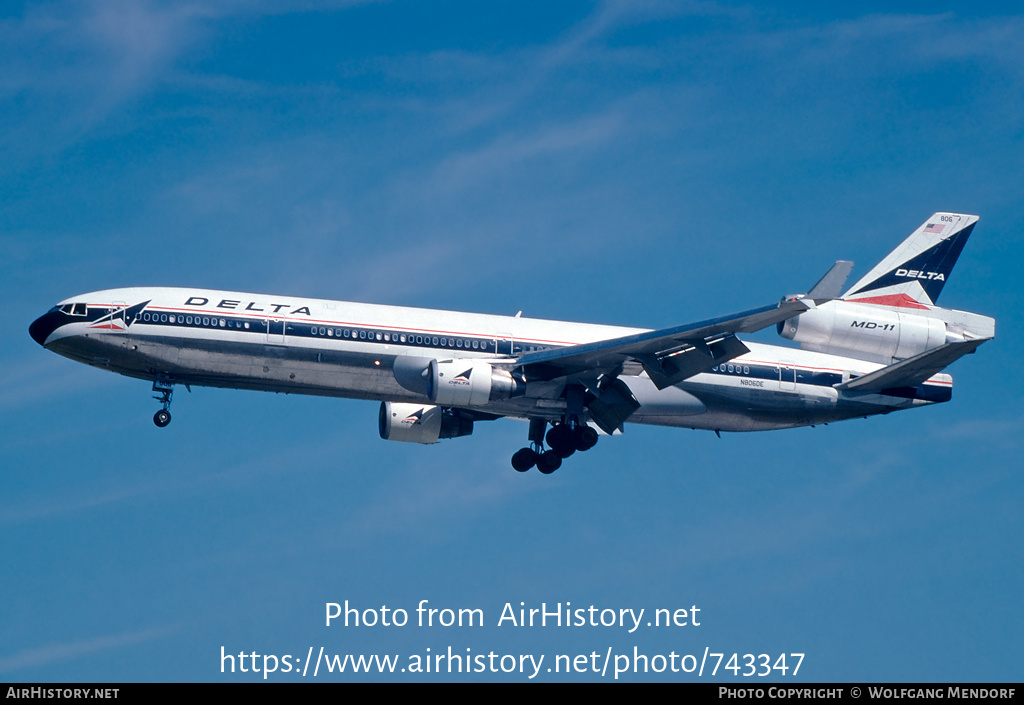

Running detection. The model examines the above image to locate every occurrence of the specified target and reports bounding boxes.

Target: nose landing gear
[152,378,174,427]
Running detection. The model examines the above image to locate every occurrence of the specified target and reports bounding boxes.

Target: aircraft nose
[29,311,63,347]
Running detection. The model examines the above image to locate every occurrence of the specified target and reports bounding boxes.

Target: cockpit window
[60,303,88,316]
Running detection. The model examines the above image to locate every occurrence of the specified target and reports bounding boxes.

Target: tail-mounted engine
[378,402,474,444]
[778,300,947,364]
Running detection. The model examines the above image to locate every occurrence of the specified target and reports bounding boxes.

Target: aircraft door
[110,301,127,332]
[779,362,796,391]
[267,317,285,344]
[108,301,133,355]
[496,332,514,356]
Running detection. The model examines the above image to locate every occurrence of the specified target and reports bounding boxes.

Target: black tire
[511,448,538,472]
[537,450,562,474]
[546,424,575,458]
[574,425,599,451]
[154,409,171,427]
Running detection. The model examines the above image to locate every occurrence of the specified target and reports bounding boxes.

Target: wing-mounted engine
[378,402,474,444]
[428,360,525,406]
[778,300,947,364]
[392,356,526,406]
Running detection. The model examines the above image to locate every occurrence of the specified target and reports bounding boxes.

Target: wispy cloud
[425,111,628,196]
[0,356,113,413]
[344,462,541,537]
[0,483,156,526]
[927,416,1024,448]
[0,1,210,158]
[0,0,379,166]
[0,626,174,674]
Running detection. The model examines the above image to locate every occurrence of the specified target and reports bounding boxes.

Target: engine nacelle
[779,300,947,364]
[428,360,525,407]
[392,356,433,397]
[378,402,474,444]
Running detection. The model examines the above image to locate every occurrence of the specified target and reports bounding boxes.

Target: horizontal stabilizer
[836,338,989,393]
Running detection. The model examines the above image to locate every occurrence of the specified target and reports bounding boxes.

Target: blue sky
[2,0,1022,682]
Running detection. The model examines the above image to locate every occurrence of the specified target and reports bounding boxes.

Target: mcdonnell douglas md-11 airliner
[30,213,994,473]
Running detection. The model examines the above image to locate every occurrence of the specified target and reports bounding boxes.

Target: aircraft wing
[513,297,813,390]
[835,338,990,393]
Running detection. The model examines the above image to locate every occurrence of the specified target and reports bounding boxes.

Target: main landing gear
[511,416,599,474]
[152,378,174,427]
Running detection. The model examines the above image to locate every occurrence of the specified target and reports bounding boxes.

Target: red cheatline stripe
[845,294,932,310]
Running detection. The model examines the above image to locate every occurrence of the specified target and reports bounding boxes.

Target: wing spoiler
[514,297,813,389]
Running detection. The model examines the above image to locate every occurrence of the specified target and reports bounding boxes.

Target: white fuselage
[34,287,952,434]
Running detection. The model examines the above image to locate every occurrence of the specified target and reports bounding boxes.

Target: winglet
[807,261,854,301]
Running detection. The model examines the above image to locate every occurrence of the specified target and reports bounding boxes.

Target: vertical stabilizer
[842,213,978,308]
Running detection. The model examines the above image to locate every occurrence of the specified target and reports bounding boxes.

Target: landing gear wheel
[537,451,562,474]
[573,425,599,451]
[151,378,175,428]
[546,424,576,458]
[511,448,538,472]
